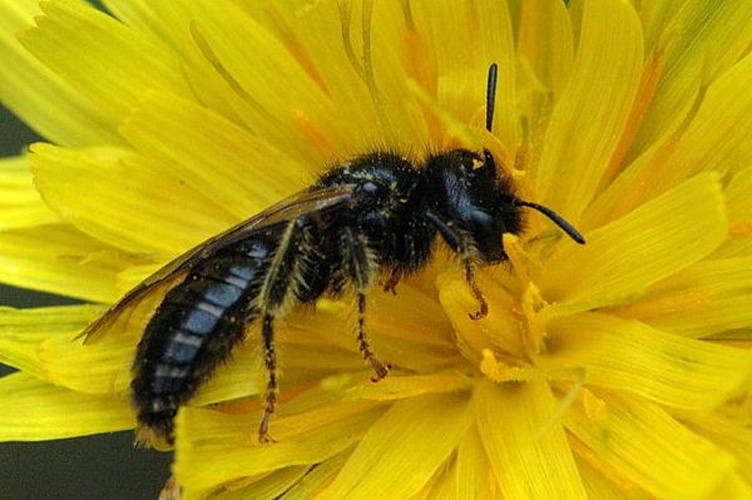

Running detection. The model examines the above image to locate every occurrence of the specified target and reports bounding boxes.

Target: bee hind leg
[258,312,279,443]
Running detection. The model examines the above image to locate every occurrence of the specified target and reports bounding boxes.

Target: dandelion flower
[1,0,752,498]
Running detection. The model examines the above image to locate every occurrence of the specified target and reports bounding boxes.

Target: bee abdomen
[132,240,273,442]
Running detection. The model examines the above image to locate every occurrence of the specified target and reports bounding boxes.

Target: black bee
[82,64,585,445]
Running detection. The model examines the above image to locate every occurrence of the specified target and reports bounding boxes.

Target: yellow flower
[2,0,752,498]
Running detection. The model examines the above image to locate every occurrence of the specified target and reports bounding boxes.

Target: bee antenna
[482,63,583,244]
[485,63,498,133]
[511,198,586,244]
[483,63,499,173]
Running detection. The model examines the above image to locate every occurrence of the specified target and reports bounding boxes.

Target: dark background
[0,95,173,499]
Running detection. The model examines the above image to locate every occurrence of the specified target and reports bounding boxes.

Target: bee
[82,64,585,445]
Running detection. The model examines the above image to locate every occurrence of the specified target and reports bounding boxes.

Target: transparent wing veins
[80,185,355,343]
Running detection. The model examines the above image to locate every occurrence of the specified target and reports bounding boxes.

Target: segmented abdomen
[131,237,274,442]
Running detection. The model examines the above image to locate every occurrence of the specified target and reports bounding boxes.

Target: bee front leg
[424,210,488,320]
[464,260,488,320]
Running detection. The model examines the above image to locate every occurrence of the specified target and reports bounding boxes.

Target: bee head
[422,149,523,262]
[423,148,585,263]
[419,63,584,262]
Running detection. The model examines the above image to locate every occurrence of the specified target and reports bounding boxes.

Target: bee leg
[258,312,278,443]
[357,292,390,381]
[383,269,400,294]
[424,210,488,320]
[464,260,488,320]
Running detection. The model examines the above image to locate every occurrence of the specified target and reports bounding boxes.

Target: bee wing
[80,184,355,343]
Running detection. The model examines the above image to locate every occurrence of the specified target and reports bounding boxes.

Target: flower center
[438,234,556,383]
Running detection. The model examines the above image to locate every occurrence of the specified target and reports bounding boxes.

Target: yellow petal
[100,1,170,40]
[576,454,637,499]
[0,305,93,379]
[299,284,458,373]
[544,172,727,312]
[18,0,191,122]
[411,0,518,146]
[545,313,752,411]
[716,166,752,259]
[0,224,129,302]
[587,50,752,226]
[0,156,58,230]
[535,0,642,216]
[126,0,388,159]
[613,258,752,338]
[474,379,587,499]
[205,466,315,500]
[323,393,471,498]
[451,424,495,499]
[565,393,738,498]
[517,0,574,141]
[120,92,309,219]
[175,400,385,497]
[244,1,391,155]
[0,0,123,146]
[0,372,132,440]
[179,1,343,150]
[277,453,349,499]
[40,316,134,395]
[438,268,526,362]
[340,371,472,402]
[662,51,752,182]
[0,305,134,399]
[688,412,752,485]
[523,0,574,91]
[31,143,235,254]
[632,1,752,157]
